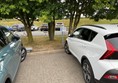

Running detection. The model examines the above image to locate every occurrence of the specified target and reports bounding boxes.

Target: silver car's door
[0,27,21,81]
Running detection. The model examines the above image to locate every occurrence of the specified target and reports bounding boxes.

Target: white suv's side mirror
[68,34,71,36]
[73,31,80,35]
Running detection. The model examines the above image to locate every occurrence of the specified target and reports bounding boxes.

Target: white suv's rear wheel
[82,60,95,83]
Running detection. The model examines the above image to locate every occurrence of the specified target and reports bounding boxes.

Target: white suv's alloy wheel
[82,60,94,83]
[64,42,71,54]
[83,63,91,83]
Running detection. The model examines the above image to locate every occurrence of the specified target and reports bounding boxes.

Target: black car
[40,23,48,31]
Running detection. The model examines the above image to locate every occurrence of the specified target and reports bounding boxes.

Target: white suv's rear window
[104,33,118,59]
[105,33,118,49]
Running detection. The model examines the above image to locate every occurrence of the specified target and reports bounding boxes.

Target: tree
[64,0,95,34]
[0,0,46,43]
[92,0,117,21]
[40,0,64,41]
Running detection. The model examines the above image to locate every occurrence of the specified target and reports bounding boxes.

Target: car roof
[81,24,118,36]
[0,25,6,29]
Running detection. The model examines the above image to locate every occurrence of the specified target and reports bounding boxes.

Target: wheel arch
[5,78,12,83]
[81,56,88,65]
[81,55,95,80]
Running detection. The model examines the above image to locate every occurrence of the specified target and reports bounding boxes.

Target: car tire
[64,41,71,54]
[5,78,11,83]
[82,59,95,83]
[21,47,27,62]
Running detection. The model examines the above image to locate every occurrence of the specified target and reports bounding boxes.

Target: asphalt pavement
[14,50,85,83]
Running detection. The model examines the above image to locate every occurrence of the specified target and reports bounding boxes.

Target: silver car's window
[0,30,6,49]
[1,28,14,43]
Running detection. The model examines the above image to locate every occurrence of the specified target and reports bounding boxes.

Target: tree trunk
[68,14,74,34]
[73,13,81,30]
[48,21,55,41]
[25,25,34,43]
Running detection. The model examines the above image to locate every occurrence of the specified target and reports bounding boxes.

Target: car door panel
[67,28,96,62]
[67,37,76,53]
[71,38,86,62]
[67,28,83,56]
[0,42,21,81]
[0,28,21,81]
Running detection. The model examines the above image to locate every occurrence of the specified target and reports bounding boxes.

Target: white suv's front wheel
[64,42,71,54]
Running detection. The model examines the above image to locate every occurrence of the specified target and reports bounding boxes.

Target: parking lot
[14,50,84,83]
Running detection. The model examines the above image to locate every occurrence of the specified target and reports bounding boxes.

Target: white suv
[64,24,118,83]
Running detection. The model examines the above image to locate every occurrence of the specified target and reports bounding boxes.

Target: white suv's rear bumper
[91,59,118,82]
[95,69,118,83]
[90,59,114,79]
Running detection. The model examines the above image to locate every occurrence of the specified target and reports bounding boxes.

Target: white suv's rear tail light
[100,40,116,59]
[103,74,118,80]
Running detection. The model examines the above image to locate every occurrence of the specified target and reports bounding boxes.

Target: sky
[61,0,65,2]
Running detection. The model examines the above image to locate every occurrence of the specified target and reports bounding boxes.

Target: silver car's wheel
[21,47,27,62]
[82,60,95,83]
[64,42,71,54]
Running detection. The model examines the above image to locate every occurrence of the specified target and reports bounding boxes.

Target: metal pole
[62,31,64,47]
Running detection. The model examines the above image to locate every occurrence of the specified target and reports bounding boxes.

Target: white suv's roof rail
[82,25,106,30]
[81,24,118,36]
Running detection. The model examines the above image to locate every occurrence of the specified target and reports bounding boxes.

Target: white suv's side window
[89,31,97,41]
[80,28,91,41]
[78,28,97,42]
[72,28,83,38]
[70,28,97,42]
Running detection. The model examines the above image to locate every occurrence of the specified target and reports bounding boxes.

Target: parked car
[4,26,14,31]
[12,24,25,31]
[11,24,17,31]
[31,25,39,31]
[40,23,48,31]
[0,26,27,83]
[65,24,118,83]
[40,23,65,31]
[55,22,64,31]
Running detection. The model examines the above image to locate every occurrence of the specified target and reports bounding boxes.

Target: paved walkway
[15,50,85,83]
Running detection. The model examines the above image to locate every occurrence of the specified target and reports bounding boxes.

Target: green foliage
[93,0,115,10]
[0,0,48,43]
[40,0,64,22]
[0,0,46,22]
[63,0,96,33]
[93,0,118,21]
[40,11,52,23]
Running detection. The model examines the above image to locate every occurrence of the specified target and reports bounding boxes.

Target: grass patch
[1,18,118,28]
[21,36,66,52]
